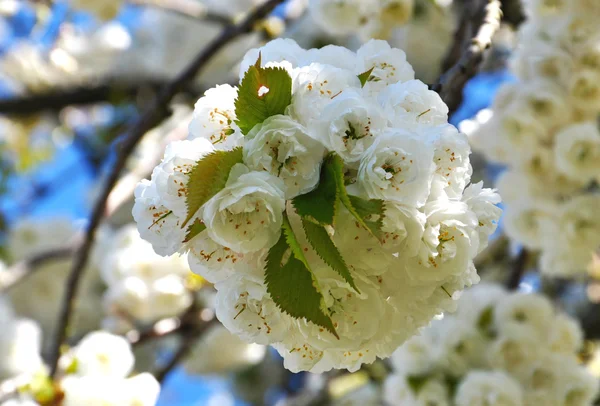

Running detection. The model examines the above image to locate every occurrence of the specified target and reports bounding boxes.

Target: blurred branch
[128,0,232,25]
[506,248,529,290]
[47,0,286,377]
[432,0,502,113]
[0,246,76,292]
[0,81,171,116]
[500,0,525,26]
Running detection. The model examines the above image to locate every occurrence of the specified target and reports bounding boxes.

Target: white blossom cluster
[97,224,193,331]
[469,0,600,276]
[133,38,501,373]
[58,331,160,406]
[308,0,415,40]
[2,331,161,406]
[384,284,599,406]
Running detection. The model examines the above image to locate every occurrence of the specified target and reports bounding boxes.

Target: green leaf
[183,148,243,227]
[235,55,293,135]
[348,195,384,238]
[329,153,384,240]
[301,218,359,293]
[407,375,429,395]
[183,218,206,243]
[292,157,338,226]
[357,67,375,87]
[265,220,338,339]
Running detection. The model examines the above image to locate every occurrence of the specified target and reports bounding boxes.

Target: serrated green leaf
[301,218,359,293]
[234,56,293,135]
[183,218,206,243]
[348,195,384,238]
[407,375,429,395]
[183,148,243,227]
[265,232,338,338]
[357,67,375,87]
[281,214,311,270]
[329,153,384,240]
[292,157,338,226]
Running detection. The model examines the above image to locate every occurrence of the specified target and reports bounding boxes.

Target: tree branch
[0,247,76,292]
[47,0,285,377]
[432,0,502,113]
[506,248,528,290]
[0,81,171,116]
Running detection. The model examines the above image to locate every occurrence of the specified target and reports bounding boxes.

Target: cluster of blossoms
[133,37,501,372]
[384,284,599,406]
[2,331,160,406]
[97,224,193,331]
[469,0,600,276]
[309,0,415,40]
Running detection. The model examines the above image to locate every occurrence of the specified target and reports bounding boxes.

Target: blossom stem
[47,0,286,378]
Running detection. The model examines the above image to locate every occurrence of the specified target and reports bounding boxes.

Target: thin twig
[0,247,76,292]
[47,0,285,377]
[432,0,502,113]
[506,248,528,290]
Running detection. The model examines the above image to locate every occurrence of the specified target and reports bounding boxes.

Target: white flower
[408,199,479,283]
[308,0,379,36]
[311,89,387,166]
[187,232,266,284]
[357,130,434,206]
[239,38,307,80]
[487,326,540,375]
[188,85,242,150]
[455,371,523,406]
[303,45,357,71]
[104,276,192,323]
[461,182,502,253]
[215,275,290,345]
[152,138,215,218]
[61,373,160,406]
[550,314,583,354]
[356,40,415,92]
[426,124,472,200]
[0,319,43,380]
[378,79,448,129]
[70,331,134,378]
[289,63,362,126]
[493,293,554,339]
[202,165,285,253]
[132,179,187,256]
[557,363,600,406]
[569,69,600,114]
[502,199,558,250]
[184,324,266,374]
[436,319,486,377]
[556,195,600,251]
[554,122,600,182]
[243,115,325,198]
[383,374,417,406]
[414,379,451,406]
[389,333,437,375]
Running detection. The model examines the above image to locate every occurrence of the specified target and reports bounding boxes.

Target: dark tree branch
[0,81,168,116]
[506,248,529,290]
[432,0,502,113]
[0,247,76,292]
[500,0,525,27]
[47,0,285,377]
